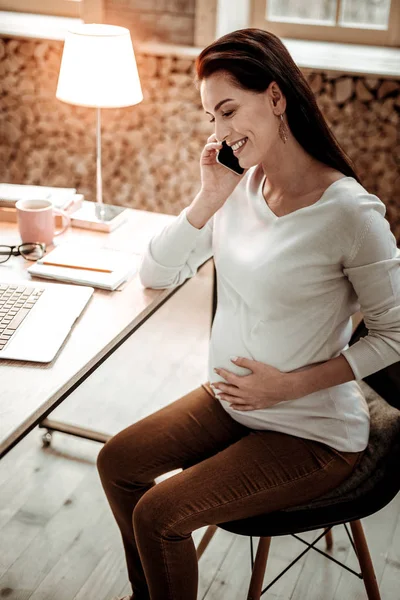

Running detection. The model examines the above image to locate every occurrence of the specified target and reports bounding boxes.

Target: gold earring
[278,113,288,143]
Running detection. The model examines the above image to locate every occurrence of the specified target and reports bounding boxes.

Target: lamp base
[70,202,129,233]
[94,203,127,222]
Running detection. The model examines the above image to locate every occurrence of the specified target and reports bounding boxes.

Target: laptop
[0,280,94,362]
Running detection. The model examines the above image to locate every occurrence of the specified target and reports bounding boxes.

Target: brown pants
[97,384,363,600]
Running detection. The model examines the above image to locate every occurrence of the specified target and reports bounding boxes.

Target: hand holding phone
[187,135,248,229]
[197,134,247,212]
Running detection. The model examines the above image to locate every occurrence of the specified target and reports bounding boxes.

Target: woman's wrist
[186,193,217,229]
[285,356,356,400]
[285,371,307,400]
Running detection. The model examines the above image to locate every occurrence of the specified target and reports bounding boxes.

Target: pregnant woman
[97,28,400,600]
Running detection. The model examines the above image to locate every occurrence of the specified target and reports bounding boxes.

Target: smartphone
[216,141,245,175]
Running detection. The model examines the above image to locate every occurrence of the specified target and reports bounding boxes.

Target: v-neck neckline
[259,174,352,220]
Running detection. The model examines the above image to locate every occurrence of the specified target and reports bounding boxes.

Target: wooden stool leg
[196,524,218,561]
[325,527,333,550]
[350,520,381,600]
[247,537,271,600]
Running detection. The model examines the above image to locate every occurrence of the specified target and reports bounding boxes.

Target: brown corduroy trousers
[97,383,363,600]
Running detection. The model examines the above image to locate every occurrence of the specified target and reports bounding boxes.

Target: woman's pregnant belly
[207,305,370,449]
[209,303,327,377]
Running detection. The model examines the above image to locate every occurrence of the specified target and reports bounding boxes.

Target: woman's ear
[268,81,286,114]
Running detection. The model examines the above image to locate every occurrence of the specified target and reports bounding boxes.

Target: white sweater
[138,165,400,452]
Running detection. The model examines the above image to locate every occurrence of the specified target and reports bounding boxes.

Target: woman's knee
[96,432,131,483]
[133,483,185,539]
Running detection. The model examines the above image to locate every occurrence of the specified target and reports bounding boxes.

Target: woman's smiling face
[200,71,284,169]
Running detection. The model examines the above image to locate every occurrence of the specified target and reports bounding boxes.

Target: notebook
[0,183,78,209]
[0,194,84,223]
[27,243,139,290]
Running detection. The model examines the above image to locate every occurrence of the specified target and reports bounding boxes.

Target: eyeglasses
[0,243,46,264]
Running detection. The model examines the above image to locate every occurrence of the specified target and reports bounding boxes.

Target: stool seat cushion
[216,381,400,537]
[283,381,400,513]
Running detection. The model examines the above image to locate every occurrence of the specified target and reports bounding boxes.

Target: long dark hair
[195,28,361,183]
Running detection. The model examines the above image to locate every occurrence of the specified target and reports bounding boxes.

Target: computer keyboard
[0,283,44,350]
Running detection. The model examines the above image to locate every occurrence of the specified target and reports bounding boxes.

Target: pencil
[41,261,113,274]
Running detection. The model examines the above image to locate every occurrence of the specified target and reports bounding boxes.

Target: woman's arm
[288,354,356,398]
[138,197,214,289]
[292,204,400,395]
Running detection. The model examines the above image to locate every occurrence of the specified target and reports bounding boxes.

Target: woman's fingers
[213,383,242,397]
[204,142,222,151]
[203,142,222,157]
[202,142,222,164]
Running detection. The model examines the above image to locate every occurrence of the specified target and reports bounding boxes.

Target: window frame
[195,0,251,47]
[0,0,103,21]
[195,0,400,48]
[251,0,400,47]
[194,0,218,48]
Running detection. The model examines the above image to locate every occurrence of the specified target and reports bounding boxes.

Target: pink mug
[16,199,70,246]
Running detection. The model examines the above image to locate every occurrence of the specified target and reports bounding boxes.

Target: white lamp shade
[56,23,143,108]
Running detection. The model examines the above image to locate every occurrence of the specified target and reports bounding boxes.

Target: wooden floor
[1,259,399,600]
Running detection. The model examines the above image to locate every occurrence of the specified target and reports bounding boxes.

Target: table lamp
[56,23,143,223]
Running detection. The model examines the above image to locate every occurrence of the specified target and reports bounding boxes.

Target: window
[195,0,252,47]
[0,0,103,21]
[252,0,400,46]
